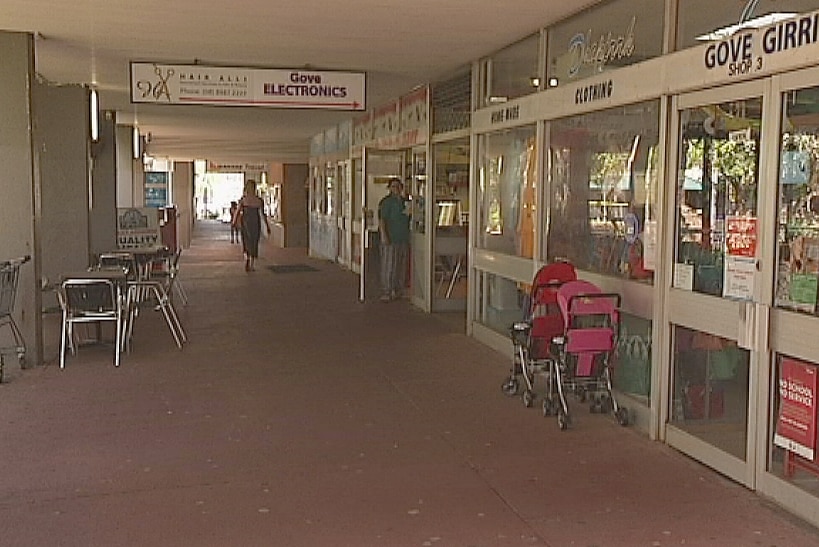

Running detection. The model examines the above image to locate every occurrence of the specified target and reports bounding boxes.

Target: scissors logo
[135,65,175,102]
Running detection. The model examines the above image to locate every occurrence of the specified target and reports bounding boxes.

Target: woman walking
[232,179,270,272]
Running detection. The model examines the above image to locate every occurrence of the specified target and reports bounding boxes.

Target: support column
[0,31,40,369]
[172,161,194,249]
[90,110,118,256]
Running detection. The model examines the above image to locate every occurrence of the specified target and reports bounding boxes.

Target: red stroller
[501,262,576,407]
[545,279,628,429]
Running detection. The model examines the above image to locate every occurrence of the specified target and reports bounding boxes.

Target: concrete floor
[1,220,818,546]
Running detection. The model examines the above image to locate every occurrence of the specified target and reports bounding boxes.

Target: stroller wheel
[542,398,552,417]
[616,407,629,426]
[501,377,519,397]
[576,387,587,403]
[557,409,570,431]
[522,389,535,408]
[589,401,599,414]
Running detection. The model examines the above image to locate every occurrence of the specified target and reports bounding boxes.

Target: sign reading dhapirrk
[130,62,366,111]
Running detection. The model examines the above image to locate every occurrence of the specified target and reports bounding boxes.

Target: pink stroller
[501,262,576,408]
[545,280,628,429]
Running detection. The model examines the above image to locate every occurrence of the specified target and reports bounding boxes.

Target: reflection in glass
[612,313,652,405]
[676,1,819,51]
[478,126,536,258]
[674,98,761,297]
[477,272,525,335]
[483,34,540,106]
[776,86,819,316]
[547,101,659,282]
[671,326,750,460]
[546,0,664,87]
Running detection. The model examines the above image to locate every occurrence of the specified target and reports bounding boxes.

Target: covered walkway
[0,220,817,546]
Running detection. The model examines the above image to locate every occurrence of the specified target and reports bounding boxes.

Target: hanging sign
[774,358,818,461]
[131,62,366,111]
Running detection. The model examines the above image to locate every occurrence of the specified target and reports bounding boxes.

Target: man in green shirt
[378,178,410,302]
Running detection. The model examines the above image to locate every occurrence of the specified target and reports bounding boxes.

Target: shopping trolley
[0,255,31,380]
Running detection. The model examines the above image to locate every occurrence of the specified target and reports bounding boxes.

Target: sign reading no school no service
[130,62,366,111]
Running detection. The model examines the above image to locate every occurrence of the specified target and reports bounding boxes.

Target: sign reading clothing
[130,62,366,111]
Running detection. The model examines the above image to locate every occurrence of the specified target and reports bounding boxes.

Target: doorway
[665,81,769,487]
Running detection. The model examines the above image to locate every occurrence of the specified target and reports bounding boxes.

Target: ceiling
[0,0,600,164]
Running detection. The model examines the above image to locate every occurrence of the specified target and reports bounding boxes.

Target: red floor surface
[1,220,818,546]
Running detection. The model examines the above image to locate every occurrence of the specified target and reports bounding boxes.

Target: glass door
[337,160,351,267]
[409,147,430,309]
[359,148,405,301]
[757,66,819,524]
[665,81,770,487]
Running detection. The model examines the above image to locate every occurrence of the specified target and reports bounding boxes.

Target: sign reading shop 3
[703,12,819,78]
[130,62,366,111]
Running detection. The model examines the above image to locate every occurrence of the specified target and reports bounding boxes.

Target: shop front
[308,0,819,526]
[469,0,819,524]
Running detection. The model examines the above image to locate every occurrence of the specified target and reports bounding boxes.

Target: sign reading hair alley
[130,62,366,111]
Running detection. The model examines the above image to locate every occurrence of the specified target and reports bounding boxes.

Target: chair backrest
[61,279,118,314]
[97,253,137,279]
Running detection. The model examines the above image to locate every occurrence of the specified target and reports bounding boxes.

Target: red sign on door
[725,216,758,258]
[774,357,818,460]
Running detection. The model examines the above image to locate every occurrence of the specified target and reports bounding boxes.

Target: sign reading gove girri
[130,62,366,111]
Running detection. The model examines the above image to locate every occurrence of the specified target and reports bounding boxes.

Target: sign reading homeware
[130,62,366,111]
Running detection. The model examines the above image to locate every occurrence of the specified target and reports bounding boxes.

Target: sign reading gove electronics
[703,11,819,78]
[130,62,366,111]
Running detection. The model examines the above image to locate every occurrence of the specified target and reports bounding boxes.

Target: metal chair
[125,278,187,350]
[58,278,125,368]
[150,248,188,306]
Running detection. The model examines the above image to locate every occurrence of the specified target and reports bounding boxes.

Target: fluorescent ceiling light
[89,88,99,142]
[133,127,140,159]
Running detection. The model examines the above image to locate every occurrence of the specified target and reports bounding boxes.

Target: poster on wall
[723,216,757,300]
[774,357,818,461]
[117,207,162,249]
[144,171,169,208]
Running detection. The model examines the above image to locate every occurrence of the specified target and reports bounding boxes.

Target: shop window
[270,184,282,223]
[676,1,819,51]
[671,326,750,460]
[776,86,819,316]
[546,0,664,88]
[482,34,540,107]
[546,101,659,282]
[477,125,537,258]
[476,272,526,335]
[768,354,819,496]
[674,98,761,298]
